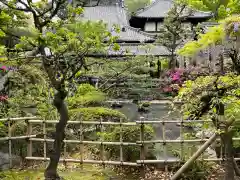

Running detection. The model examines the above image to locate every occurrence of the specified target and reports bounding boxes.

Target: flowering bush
[0,95,8,101]
[161,66,210,96]
[0,66,17,72]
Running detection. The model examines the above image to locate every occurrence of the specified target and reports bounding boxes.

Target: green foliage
[160,58,169,70]
[183,0,240,20]
[0,64,57,159]
[157,2,190,68]
[68,84,106,108]
[98,125,154,161]
[2,1,115,103]
[178,16,240,57]
[177,74,240,120]
[70,107,127,122]
[0,122,7,137]
[125,0,151,13]
[67,84,126,121]
[0,64,52,118]
[175,74,240,146]
[0,165,117,180]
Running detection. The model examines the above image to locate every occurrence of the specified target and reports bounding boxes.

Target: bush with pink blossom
[160,66,210,96]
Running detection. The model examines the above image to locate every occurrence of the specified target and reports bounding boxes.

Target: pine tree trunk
[44,90,69,180]
[169,51,176,69]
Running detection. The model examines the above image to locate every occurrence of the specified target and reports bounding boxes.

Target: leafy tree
[179,16,240,74]
[157,2,190,69]
[175,74,240,180]
[183,0,240,20]
[177,15,240,180]
[0,3,30,50]
[0,0,116,179]
[125,0,151,13]
[177,1,240,179]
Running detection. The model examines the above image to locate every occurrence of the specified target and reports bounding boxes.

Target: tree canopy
[158,1,190,69]
[125,0,151,13]
[0,0,117,179]
[183,0,240,20]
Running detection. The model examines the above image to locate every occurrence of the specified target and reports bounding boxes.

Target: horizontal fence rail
[0,116,239,176]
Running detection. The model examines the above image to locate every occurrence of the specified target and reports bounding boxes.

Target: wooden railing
[0,116,240,176]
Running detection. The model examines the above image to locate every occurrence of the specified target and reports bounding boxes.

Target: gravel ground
[140,165,232,180]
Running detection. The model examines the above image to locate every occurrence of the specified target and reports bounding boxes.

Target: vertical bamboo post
[8,118,12,168]
[43,120,47,161]
[63,126,67,169]
[201,119,208,163]
[79,117,83,170]
[162,119,168,179]
[140,117,145,178]
[119,117,123,171]
[100,117,105,168]
[27,120,32,159]
[180,118,184,161]
[200,123,204,162]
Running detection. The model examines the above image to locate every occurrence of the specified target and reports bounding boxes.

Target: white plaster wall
[157,22,163,31]
[144,22,156,31]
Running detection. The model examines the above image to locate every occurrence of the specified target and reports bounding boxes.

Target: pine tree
[158,2,190,69]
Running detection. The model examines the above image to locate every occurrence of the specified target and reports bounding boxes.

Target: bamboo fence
[0,116,239,175]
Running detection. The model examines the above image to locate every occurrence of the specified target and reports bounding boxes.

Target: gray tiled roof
[135,0,212,18]
[82,6,129,27]
[81,6,155,42]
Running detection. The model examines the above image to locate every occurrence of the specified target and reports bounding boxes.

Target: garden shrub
[69,107,127,122]
[160,66,210,96]
[75,83,97,95]
[67,83,106,108]
[131,66,151,75]
[68,107,127,140]
[161,58,169,70]
[98,125,155,162]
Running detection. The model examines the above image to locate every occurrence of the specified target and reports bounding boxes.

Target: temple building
[129,0,212,34]
[81,0,171,57]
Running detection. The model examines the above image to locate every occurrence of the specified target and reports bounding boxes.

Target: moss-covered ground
[0,164,120,180]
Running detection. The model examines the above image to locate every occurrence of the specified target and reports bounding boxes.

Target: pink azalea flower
[172,74,180,81]
[0,95,8,101]
[163,86,172,92]
[0,66,7,71]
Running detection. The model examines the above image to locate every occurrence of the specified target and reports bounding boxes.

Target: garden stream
[108,99,193,162]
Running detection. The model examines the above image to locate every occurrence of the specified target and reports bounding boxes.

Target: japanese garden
[0,0,240,179]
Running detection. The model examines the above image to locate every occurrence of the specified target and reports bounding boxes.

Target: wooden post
[100,117,105,168]
[162,119,168,178]
[140,117,145,178]
[171,133,218,180]
[120,117,123,172]
[43,120,47,160]
[217,103,234,180]
[171,116,235,180]
[8,118,12,168]
[179,56,184,68]
[79,117,83,170]
[26,119,33,168]
[63,125,67,169]
[27,120,33,158]
[180,118,184,161]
